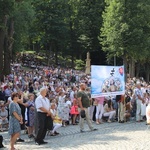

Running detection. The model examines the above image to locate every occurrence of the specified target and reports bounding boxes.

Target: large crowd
[0,65,150,149]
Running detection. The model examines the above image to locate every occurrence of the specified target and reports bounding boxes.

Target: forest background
[0,0,150,81]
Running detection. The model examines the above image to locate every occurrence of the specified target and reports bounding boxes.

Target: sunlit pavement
[1,121,150,150]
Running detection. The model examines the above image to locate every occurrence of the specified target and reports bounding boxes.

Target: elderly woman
[21,93,35,138]
[57,92,69,127]
[9,92,23,150]
[0,105,8,131]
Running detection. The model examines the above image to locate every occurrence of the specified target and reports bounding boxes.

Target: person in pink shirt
[95,97,105,124]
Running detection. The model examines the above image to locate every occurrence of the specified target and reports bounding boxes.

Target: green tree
[78,0,104,53]
[32,0,104,67]
[0,0,35,78]
[0,0,15,78]
[13,0,35,55]
[32,0,69,65]
[100,0,150,78]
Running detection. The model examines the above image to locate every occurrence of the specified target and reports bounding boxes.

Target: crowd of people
[0,65,150,149]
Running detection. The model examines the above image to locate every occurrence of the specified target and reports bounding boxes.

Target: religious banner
[91,65,125,98]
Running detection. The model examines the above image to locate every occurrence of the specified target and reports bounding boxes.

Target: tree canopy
[100,0,150,79]
[0,0,150,80]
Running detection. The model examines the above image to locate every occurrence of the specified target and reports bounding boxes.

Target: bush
[75,59,85,70]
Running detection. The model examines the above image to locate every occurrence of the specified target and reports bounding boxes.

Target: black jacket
[0,91,5,101]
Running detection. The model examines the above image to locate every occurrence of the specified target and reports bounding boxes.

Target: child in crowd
[70,94,79,125]
[50,103,62,136]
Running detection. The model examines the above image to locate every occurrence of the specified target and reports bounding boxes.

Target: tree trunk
[129,59,132,78]
[136,63,140,78]
[146,63,150,82]
[69,16,75,68]
[47,43,52,66]
[55,43,58,65]
[123,55,128,82]
[146,72,150,82]
[0,15,8,80]
[129,58,135,78]
[55,51,58,65]
[4,18,14,75]
[71,53,74,68]
[131,59,135,78]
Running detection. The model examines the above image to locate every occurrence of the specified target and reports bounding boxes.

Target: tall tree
[78,0,104,53]
[0,0,35,78]
[13,0,35,55]
[0,0,15,78]
[33,0,69,65]
[100,0,150,78]
[32,0,105,67]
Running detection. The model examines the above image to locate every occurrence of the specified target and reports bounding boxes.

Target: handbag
[80,110,86,118]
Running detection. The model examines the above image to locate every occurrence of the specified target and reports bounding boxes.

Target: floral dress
[8,102,21,135]
[57,96,69,121]
[26,101,35,127]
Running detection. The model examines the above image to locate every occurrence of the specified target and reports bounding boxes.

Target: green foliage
[13,0,35,53]
[100,0,150,63]
[32,0,69,47]
[77,0,104,52]
[75,59,85,70]
[101,0,126,60]
[31,0,105,62]
[21,50,36,54]
[0,0,15,17]
[0,0,150,79]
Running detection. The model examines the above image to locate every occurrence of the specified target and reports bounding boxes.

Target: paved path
[1,121,150,150]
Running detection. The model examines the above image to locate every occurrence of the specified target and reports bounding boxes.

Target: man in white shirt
[134,82,145,122]
[35,88,52,145]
